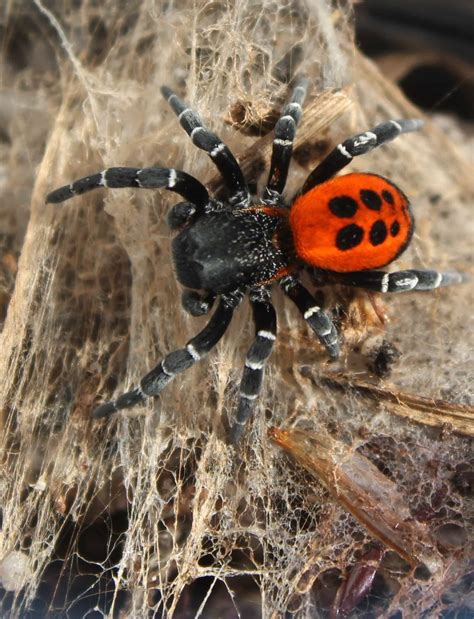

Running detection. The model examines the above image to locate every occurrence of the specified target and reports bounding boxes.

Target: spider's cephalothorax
[46,79,465,442]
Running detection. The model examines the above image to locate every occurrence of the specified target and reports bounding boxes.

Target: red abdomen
[289,173,414,272]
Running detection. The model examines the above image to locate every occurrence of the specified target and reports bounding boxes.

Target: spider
[46,78,465,442]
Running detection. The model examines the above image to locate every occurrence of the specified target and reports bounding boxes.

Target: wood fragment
[316,370,474,437]
[268,426,444,575]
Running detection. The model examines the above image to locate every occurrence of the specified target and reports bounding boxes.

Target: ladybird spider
[47,78,465,442]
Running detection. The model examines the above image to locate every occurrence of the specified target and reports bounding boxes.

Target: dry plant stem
[317,371,474,437]
[268,427,444,575]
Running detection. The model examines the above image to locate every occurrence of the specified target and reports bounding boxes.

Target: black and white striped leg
[280,276,339,359]
[338,269,467,293]
[92,294,241,419]
[46,166,209,211]
[264,77,308,201]
[181,289,216,316]
[161,87,249,207]
[301,118,424,193]
[231,291,277,443]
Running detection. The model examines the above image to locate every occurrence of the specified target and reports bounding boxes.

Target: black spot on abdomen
[390,220,400,236]
[382,189,394,205]
[328,195,358,218]
[360,189,382,211]
[336,224,364,250]
[369,220,388,246]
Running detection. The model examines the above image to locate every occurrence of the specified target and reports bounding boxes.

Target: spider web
[0,0,473,617]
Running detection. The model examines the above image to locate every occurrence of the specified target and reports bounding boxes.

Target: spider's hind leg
[338,269,467,293]
[301,118,424,193]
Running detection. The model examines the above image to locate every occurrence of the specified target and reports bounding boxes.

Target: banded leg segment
[92,295,240,419]
[231,292,277,443]
[161,87,249,206]
[301,119,424,193]
[281,276,339,359]
[264,77,308,200]
[339,269,466,293]
[46,166,209,210]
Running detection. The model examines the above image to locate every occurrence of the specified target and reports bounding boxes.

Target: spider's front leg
[161,86,249,207]
[46,166,210,214]
[92,293,242,419]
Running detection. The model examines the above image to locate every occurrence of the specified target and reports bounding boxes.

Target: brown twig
[269,426,444,574]
[315,370,474,437]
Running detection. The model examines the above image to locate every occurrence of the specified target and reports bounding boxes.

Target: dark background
[355,0,474,121]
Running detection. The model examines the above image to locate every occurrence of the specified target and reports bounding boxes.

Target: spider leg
[181,289,216,316]
[92,293,242,419]
[280,275,339,359]
[338,269,467,293]
[46,166,209,211]
[230,289,277,443]
[264,77,308,202]
[161,87,249,207]
[301,119,424,193]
